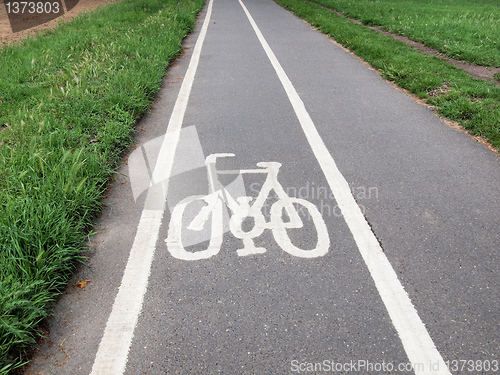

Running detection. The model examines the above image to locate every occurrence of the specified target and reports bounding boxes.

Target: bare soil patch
[366,24,500,85]
[1,0,121,46]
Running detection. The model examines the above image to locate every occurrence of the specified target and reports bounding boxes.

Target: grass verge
[0,0,204,372]
[307,0,500,67]
[274,0,500,151]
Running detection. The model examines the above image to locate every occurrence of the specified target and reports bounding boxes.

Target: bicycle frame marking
[165,153,330,260]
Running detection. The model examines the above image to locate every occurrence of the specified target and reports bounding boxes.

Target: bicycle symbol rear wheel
[166,195,223,260]
[270,198,330,258]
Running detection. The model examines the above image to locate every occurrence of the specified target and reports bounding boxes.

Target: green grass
[307,0,500,67]
[0,0,204,372]
[274,0,500,151]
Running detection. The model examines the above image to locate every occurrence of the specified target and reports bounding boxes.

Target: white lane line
[89,1,214,373]
[237,1,450,374]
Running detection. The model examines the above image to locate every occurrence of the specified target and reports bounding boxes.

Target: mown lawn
[308,0,500,67]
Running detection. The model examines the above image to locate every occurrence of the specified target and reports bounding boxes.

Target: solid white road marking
[89,1,214,373]
[237,1,451,374]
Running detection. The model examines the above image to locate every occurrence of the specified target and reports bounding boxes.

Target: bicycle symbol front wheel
[166,195,223,261]
[271,198,330,258]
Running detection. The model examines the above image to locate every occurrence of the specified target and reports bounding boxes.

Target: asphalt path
[26,0,499,374]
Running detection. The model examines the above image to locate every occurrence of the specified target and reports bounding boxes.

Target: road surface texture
[26,0,499,374]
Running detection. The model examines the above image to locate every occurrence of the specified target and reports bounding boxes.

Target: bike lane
[105,0,476,373]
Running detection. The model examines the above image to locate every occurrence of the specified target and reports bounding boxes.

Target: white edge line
[89,1,214,374]
[236,1,451,374]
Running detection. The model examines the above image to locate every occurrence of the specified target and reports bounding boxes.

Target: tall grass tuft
[0,0,205,372]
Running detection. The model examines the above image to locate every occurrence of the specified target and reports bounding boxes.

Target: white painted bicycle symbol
[165,153,330,260]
